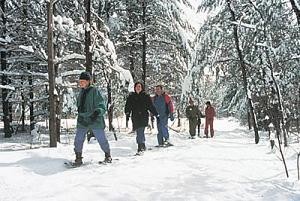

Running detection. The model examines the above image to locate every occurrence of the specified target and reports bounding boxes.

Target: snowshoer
[185,98,204,138]
[125,82,159,154]
[152,85,175,146]
[73,71,112,166]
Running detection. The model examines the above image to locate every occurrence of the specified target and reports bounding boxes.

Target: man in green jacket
[73,71,111,166]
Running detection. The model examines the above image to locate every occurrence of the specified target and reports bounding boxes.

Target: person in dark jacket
[125,82,159,154]
[204,101,216,138]
[152,85,175,146]
[185,98,204,138]
[73,72,111,166]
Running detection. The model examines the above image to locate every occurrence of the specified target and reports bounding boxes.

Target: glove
[78,116,89,127]
[151,116,154,122]
[126,113,130,122]
[169,113,174,121]
[90,111,99,122]
[156,115,160,124]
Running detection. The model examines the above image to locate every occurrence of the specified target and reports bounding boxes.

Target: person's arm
[93,88,106,116]
[90,88,106,121]
[147,95,158,117]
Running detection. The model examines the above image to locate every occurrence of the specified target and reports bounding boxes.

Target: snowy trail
[0,118,300,201]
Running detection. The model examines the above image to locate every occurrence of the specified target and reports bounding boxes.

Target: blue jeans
[157,116,169,145]
[74,128,110,154]
[136,127,146,144]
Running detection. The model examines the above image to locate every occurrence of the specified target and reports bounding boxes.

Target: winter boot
[138,143,146,152]
[137,144,142,152]
[74,152,83,166]
[141,143,146,151]
[103,152,112,163]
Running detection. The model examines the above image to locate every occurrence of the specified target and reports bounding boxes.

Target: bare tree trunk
[226,0,259,144]
[1,0,12,138]
[297,152,300,180]
[47,0,57,147]
[141,0,147,86]
[53,5,61,143]
[297,87,300,135]
[107,80,114,131]
[85,0,92,73]
[290,0,300,26]
[277,131,289,178]
[21,76,25,131]
[269,67,288,146]
[126,0,136,81]
[27,65,35,131]
[177,109,181,127]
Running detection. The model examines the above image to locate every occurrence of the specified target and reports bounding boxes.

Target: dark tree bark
[1,0,12,138]
[141,0,147,86]
[226,0,259,144]
[85,0,92,73]
[126,0,136,81]
[21,77,25,131]
[177,109,181,127]
[47,0,57,147]
[107,80,114,131]
[27,65,35,131]
[290,0,300,26]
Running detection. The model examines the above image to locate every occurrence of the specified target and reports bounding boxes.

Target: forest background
[0,0,299,148]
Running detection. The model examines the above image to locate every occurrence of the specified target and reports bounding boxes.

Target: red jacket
[205,106,215,119]
[164,93,174,114]
[152,93,174,114]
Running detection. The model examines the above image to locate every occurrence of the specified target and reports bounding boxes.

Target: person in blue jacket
[152,85,175,146]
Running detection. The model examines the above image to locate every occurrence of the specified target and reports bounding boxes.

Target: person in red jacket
[204,101,216,138]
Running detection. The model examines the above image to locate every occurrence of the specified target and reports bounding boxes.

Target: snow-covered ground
[0,118,300,201]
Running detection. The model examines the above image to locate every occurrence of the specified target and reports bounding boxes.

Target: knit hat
[79,72,91,81]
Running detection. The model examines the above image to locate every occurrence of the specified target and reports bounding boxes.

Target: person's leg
[190,119,197,137]
[73,128,88,165]
[204,119,209,138]
[189,120,193,137]
[136,127,146,151]
[160,116,169,142]
[157,121,164,145]
[74,128,88,153]
[210,119,214,137]
[92,128,111,162]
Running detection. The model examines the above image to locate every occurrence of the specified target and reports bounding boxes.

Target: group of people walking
[71,72,215,166]
[185,98,216,139]
[125,83,175,154]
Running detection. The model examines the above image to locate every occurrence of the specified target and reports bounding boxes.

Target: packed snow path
[0,118,299,201]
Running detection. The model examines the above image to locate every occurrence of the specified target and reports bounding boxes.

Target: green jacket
[186,105,201,120]
[76,85,106,129]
